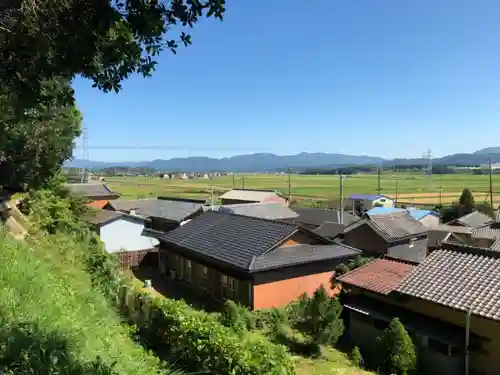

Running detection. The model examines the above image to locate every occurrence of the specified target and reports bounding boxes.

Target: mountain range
[65,147,500,173]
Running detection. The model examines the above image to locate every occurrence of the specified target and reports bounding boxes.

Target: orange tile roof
[337,258,414,295]
[86,200,110,209]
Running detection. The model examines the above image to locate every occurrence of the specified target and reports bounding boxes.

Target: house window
[380,198,386,202]
[181,258,192,282]
[409,238,416,248]
[221,274,238,299]
[202,266,209,288]
[428,338,458,356]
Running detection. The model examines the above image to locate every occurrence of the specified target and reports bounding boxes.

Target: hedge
[119,286,295,375]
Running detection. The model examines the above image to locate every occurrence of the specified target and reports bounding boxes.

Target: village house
[347,193,394,213]
[365,206,441,228]
[337,246,500,375]
[446,211,493,229]
[340,211,428,263]
[157,210,360,309]
[218,188,288,206]
[84,209,159,270]
[206,202,299,220]
[64,182,120,201]
[108,197,206,233]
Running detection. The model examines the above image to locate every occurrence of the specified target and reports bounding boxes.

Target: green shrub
[123,291,295,375]
[377,318,416,375]
[219,300,257,334]
[351,346,362,368]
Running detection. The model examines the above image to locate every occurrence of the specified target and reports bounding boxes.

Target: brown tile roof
[337,258,415,295]
[397,250,500,321]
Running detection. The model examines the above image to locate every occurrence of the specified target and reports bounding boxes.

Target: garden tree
[0,79,81,192]
[299,286,344,346]
[377,318,416,375]
[459,188,475,212]
[0,0,225,109]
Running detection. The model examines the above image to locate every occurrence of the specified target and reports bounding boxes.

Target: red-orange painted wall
[253,271,334,309]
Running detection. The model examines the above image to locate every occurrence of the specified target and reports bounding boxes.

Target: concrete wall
[343,224,388,256]
[99,217,159,253]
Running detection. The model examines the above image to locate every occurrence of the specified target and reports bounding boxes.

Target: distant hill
[65,147,500,172]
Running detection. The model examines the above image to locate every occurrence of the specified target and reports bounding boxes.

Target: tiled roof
[451,211,493,229]
[366,207,439,221]
[209,202,298,220]
[397,250,500,321]
[337,258,414,295]
[159,211,302,270]
[346,211,427,242]
[348,194,390,201]
[471,222,500,240]
[251,243,359,272]
[313,222,345,239]
[219,189,285,202]
[110,197,205,222]
[64,183,119,199]
[84,209,124,225]
[290,207,358,226]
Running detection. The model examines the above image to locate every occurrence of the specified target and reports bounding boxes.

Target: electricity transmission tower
[80,126,89,183]
[422,149,433,191]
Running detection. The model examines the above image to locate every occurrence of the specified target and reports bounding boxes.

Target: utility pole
[211,186,215,205]
[489,156,494,208]
[439,186,443,206]
[242,176,245,189]
[377,165,381,195]
[395,180,399,205]
[339,175,344,224]
[232,173,235,189]
[288,168,292,200]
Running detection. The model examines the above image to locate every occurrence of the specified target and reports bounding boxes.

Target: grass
[104,172,500,205]
[0,227,176,374]
[294,348,372,375]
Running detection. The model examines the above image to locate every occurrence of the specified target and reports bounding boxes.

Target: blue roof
[366,207,404,216]
[348,194,390,201]
[406,208,440,221]
[366,207,440,220]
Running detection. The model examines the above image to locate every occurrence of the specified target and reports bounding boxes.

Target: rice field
[104,172,500,206]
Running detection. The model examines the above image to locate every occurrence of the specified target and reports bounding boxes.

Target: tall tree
[0,79,81,192]
[1,0,225,109]
[377,318,416,375]
[456,188,476,216]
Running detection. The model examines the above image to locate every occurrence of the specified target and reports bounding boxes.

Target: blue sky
[73,0,500,162]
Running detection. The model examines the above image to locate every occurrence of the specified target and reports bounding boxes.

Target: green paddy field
[104,172,500,206]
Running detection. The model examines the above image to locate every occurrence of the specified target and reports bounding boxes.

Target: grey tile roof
[84,209,124,225]
[251,243,359,272]
[345,211,427,242]
[451,211,493,229]
[471,223,500,240]
[290,207,358,227]
[313,222,345,239]
[219,189,286,202]
[64,183,118,199]
[109,197,205,222]
[432,224,473,234]
[209,202,298,220]
[159,211,301,270]
[397,249,500,321]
